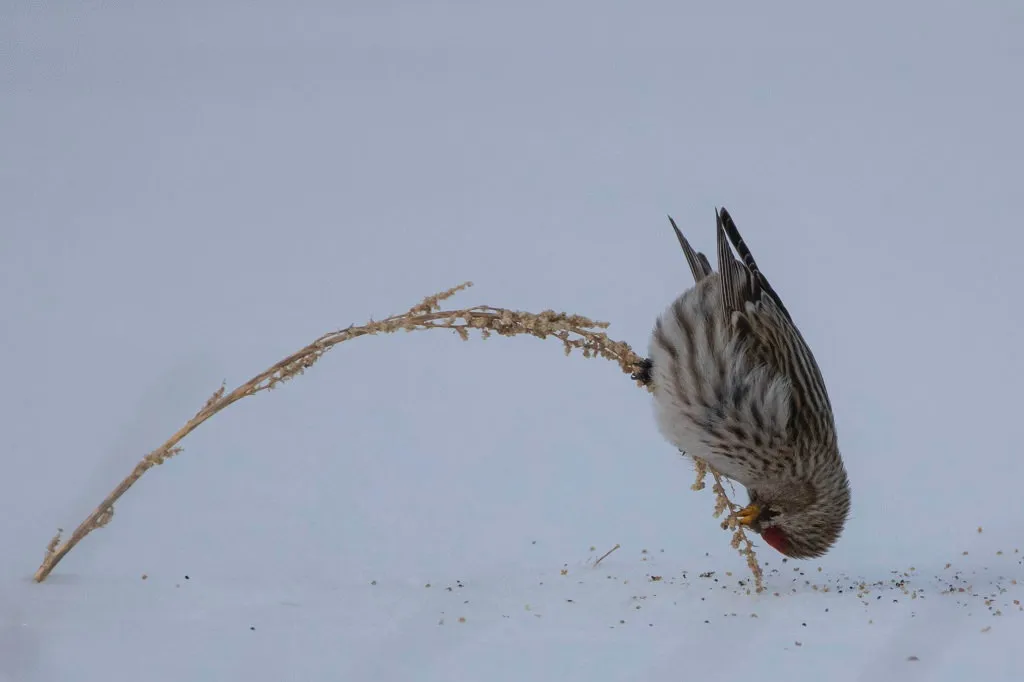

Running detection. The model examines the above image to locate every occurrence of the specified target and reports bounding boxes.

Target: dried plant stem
[33,281,761,587]
[593,543,621,568]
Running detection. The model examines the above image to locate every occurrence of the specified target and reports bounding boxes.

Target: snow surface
[3,2,1024,681]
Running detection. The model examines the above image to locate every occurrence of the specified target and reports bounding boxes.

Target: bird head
[737,474,851,559]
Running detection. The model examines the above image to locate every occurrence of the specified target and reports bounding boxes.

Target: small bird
[633,207,851,559]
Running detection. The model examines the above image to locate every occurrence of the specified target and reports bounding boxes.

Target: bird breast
[647,277,794,487]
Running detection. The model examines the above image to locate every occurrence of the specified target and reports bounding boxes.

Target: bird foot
[632,358,653,385]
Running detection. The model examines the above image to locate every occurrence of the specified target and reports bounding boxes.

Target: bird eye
[760,506,780,522]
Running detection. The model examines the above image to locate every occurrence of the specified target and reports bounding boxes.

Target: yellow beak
[735,503,761,527]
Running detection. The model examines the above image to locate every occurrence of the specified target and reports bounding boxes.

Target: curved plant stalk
[34,282,762,590]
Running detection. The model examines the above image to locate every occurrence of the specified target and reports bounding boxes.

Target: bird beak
[735,503,761,527]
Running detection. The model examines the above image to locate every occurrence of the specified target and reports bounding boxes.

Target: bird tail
[667,215,713,284]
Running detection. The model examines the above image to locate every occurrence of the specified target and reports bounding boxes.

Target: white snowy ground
[6,535,1023,681]
[4,2,1024,681]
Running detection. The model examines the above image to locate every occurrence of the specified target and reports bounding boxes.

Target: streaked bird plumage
[640,207,851,559]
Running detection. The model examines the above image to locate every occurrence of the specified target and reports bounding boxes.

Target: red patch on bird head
[761,526,790,555]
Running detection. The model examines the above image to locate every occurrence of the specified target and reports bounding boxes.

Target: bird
[632,207,851,559]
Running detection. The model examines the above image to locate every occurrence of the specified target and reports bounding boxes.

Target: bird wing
[715,207,790,322]
[715,208,835,437]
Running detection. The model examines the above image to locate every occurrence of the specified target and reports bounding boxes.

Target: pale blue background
[3,2,1023,680]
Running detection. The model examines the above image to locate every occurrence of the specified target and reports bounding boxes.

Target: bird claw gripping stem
[631,357,654,385]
